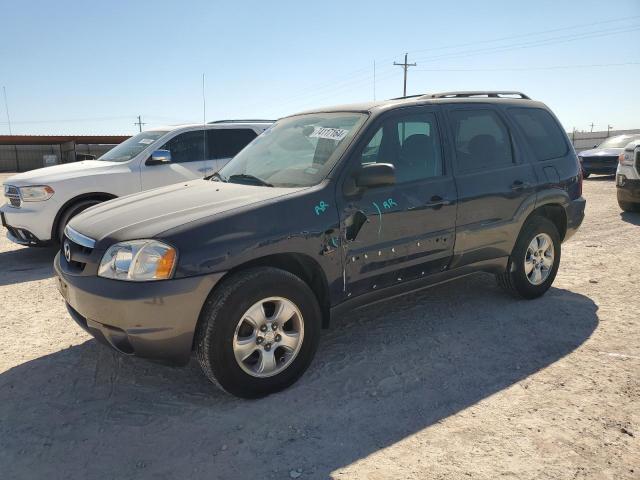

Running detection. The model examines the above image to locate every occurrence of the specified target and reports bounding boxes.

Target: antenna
[202,73,206,164]
[373,60,376,101]
[2,86,12,135]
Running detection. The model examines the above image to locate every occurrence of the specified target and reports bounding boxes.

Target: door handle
[511,180,531,191]
[425,195,451,209]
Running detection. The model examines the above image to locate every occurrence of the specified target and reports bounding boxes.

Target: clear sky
[1,0,638,135]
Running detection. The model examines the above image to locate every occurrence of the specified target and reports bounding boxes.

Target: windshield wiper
[207,171,227,182]
[228,174,273,187]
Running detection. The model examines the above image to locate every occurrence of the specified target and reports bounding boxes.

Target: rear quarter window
[207,129,258,159]
[509,108,568,161]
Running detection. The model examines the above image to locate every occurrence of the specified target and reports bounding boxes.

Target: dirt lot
[0,173,638,480]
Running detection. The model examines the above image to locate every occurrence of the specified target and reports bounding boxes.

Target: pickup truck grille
[4,185,21,207]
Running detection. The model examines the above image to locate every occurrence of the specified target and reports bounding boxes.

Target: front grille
[4,185,21,208]
[62,236,94,273]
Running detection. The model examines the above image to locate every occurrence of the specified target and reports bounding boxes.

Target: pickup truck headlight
[98,240,177,281]
[19,185,55,201]
[619,151,634,166]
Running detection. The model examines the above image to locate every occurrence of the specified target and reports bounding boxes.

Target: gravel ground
[0,172,638,480]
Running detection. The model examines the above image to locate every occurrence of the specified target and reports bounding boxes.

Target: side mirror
[355,163,395,189]
[146,150,171,165]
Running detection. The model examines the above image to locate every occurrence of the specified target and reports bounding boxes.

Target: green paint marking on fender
[314,201,329,216]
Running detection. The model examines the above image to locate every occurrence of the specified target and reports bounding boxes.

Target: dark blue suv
[55,91,586,398]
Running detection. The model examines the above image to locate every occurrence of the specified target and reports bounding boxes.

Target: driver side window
[359,112,443,183]
[159,130,205,163]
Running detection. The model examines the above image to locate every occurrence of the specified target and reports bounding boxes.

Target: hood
[3,160,122,186]
[69,179,304,244]
[579,147,623,158]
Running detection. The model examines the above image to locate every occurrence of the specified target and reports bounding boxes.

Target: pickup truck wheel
[56,199,101,243]
[496,216,561,299]
[618,199,640,213]
[195,267,321,398]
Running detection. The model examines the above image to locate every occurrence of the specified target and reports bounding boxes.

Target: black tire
[617,198,640,213]
[195,267,321,398]
[56,199,102,243]
[496,216,561,300]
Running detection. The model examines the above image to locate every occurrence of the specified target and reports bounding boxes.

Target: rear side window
[509,108,568,161]
[207,129,257,159]
[449,109,513,172]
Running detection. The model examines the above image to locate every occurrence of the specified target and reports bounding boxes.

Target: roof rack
[422,91,531,100]
[208,119,275,124]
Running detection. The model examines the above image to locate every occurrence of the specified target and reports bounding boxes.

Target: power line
[393,53,417,97]
[412,62,640,72]
[2,86,12,135]
[407,14,640,56]
[411,24,640,64]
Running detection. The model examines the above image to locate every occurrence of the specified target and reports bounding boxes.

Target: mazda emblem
[63,240,71,263]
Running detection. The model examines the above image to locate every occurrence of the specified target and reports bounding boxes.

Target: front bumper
[580,158,617,175]
[616,176,640,203]
[0,202,56,244]
[564,197,586,242]
[54,252,225,365]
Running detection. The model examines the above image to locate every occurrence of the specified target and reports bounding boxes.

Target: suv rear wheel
[496,216,561,299]
[195,267,321,398]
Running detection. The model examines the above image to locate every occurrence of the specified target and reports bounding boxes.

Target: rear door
[338,107,457,299]
[444,105,537,268]
[140,129,209,190]
[207,128,258,172]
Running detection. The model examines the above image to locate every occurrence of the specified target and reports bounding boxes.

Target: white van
[1,121,272,245]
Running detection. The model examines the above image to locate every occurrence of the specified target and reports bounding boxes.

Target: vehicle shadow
[0,275,598,479]
[620,211,640,226]
[0,241,57,286]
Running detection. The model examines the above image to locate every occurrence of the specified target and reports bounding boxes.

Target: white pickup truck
[1,121,272,246]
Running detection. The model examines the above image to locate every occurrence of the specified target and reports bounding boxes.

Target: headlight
[620,152,634,166]
[98,240,177,281]
[19,185,55,201]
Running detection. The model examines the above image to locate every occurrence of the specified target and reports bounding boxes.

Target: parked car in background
[578,134,640,178]
[0,121,272,246]
[616,139,640,212]
[54,91,585,398]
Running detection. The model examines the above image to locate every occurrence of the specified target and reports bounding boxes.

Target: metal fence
[0,144,117,172]
[569,129,640,153]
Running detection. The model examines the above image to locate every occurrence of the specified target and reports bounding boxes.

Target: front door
[338,107,457,299]
[140,129,210,190]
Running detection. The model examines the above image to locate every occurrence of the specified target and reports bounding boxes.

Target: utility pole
[393,53,417,97]
[607,124,613,137]
[134,115,146,132]
[589,122,595,133]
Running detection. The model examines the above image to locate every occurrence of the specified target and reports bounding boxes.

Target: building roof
[0,135,130,146]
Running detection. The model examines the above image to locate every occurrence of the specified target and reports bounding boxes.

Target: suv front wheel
[496,216,561,299]
[195,267,321,398]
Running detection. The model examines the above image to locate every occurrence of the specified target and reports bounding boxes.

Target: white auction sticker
[309,127,348,141]
[139,139,155,144]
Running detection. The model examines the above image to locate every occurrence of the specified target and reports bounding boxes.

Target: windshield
[98,131,168,162]
[597,134,640,149]
[217,113,367,187]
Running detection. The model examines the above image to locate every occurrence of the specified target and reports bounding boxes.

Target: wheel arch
[214,253,332,329]
[51,192,118,242]
[525,202,568,241]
